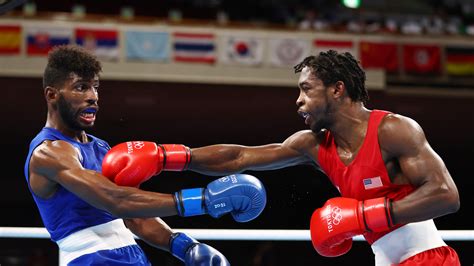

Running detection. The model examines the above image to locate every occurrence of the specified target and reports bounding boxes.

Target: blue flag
[125,31,169,61]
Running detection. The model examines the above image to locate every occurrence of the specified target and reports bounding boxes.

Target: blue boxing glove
[170,232,230,266]
[174,174,266,222]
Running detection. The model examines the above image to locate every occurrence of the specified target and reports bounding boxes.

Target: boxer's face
[296,66,334,133]
[56,73,99,131]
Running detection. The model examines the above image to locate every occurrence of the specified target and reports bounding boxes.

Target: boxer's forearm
[391,179,459,224]
[189,143,308,176]
[189,144,248,175]
[103,188,178,218]
[60,170,179,218]
[124,217,173,251]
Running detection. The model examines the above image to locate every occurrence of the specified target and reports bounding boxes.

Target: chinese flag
[403,44,441,74]
[359,41,398,73]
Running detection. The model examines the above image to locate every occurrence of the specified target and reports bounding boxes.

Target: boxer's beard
[57,94,85,131]
[311,99,333,133]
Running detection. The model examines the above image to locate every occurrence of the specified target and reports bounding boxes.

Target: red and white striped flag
[313,39,356,57]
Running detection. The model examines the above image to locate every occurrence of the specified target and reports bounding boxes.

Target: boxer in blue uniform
[24,45,266,265]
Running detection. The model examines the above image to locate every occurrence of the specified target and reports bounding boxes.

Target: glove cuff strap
[362,197,394,232]
[175,188,205,217]
[162,144,191,171]
[169,232,199,262]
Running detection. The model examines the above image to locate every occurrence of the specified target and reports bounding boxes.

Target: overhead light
[342,0,361,9]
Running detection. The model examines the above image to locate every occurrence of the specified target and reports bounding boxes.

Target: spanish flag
[445,46,474,76]
[0,25,21,54]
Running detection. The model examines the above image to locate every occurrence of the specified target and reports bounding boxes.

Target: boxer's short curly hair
[294,50,369,104]
[43,45,102,89]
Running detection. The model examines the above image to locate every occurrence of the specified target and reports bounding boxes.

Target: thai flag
[363,176,383,190]
[173,32,215,64]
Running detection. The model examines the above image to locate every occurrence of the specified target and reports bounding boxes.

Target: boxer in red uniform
[106,50,460,265]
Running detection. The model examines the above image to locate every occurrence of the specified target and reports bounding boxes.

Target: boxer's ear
[331,81,345,100]
[45,86,59,103]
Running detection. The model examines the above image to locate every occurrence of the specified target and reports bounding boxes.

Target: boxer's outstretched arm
[189,130,317,176]
[29,140,178,218]
[379,114,460,224]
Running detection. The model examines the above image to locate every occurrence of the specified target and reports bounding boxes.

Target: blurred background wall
[1,0,473,265]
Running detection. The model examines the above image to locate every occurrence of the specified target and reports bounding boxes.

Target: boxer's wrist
[361,197,394,232]
[169,232,199,262]
[161,144,191,171]
[174,188,205,217]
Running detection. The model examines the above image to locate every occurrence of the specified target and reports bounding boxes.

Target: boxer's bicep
[391,119,431,185]
[30,140,118,207]
[380,115,459,223]
[29,140,84,195]
[31,140,88,183]
[398,139,449,188]
[396,128,458,212]
[381,115,449,186]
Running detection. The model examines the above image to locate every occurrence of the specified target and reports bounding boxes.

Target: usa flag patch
[363,176,383,190]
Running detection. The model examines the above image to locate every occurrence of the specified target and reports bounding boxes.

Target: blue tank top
[24,127,117,242]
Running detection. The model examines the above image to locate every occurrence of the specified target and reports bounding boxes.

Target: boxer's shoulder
[31,140,80,170]
[284,130,318,150]
[378,114,426,156]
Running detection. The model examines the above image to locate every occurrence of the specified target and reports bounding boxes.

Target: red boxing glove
[102,141,191,187]
[310,197,394,257]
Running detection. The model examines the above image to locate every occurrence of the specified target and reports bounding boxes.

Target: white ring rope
[0,227,473,241]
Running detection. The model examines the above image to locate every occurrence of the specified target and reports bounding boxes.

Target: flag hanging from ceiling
[219,36,264,66]
[75,28,119,61]
[125,30,170,61]
[359,41,399,73]
[172,32,215,64]
[0,25,21,55]
[402,44,441,74]
[313,39,356,57]
[26,25,72,56]
[445,46,474,76]
[268,38,310,67]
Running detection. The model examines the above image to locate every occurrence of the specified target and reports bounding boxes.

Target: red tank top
[318,110,415,244]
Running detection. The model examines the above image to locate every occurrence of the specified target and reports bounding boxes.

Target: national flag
[219,36,264,66]
[172,32,215,64]
[359,41,399,73]
[268,38,310,67]
[26,26,72,56]
[313,40,356,57]
[125,30,169,61]
[75,28,119,61]
[402,44,441,74]
[363,176,383,190]
[445,46,474,76]
[0,25,21,55]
